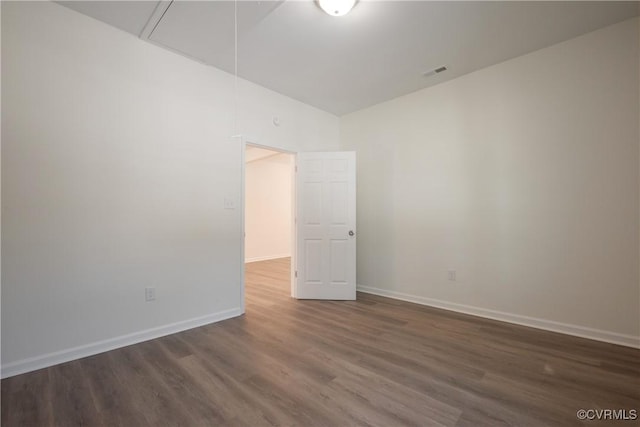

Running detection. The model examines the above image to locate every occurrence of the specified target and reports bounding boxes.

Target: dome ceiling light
[317,0,357,17]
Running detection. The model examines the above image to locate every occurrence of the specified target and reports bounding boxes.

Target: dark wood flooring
[2,257,639,426]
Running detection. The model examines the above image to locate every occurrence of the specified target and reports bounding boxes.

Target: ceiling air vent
[423,66,447,77]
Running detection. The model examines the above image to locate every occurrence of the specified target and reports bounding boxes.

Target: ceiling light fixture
[317,0,357,17]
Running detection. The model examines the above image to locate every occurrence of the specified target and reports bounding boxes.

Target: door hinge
[295,166,298,172]
[295,271,298,278]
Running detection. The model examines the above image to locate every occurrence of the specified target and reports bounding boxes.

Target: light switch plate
[224,197,235,209]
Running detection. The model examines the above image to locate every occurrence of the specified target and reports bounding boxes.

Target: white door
[294,152,356,300]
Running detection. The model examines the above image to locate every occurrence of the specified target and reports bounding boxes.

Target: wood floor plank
[136,340,228,425]
[81,353,149,427]
[0,367,52,426]
[304,348,461,426]
[49,361,102,426]
[108,346,200,426]
[175,354,275,426]
[2,257,639,426]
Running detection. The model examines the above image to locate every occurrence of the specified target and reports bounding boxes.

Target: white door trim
[240,138,297,307]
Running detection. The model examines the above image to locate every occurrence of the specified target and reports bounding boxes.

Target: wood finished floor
[2,257,639,426]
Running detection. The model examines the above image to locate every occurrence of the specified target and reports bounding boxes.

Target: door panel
[295,152,356,300]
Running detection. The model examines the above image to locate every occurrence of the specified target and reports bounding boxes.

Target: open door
[294,152,356,300]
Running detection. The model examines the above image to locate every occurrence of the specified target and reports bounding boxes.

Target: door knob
[349,230,355,236]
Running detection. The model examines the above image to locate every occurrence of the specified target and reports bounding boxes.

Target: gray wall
[1,1,339,376]
[342,18,640,345]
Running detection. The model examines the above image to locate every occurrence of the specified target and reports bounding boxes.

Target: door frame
[240,137,297,313]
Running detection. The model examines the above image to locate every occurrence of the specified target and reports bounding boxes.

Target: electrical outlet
[447,270,457,281]
[145,287,156,302]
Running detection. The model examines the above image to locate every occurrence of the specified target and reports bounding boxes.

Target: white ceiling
[57,1,161,35]
[59,1,639,116]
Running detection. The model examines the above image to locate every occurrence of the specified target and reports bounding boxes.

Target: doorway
[243,143,296,306]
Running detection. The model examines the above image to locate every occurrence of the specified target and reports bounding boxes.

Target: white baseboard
[245,254,291,263]
[356,285,640,349]
[1,307,243,379]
